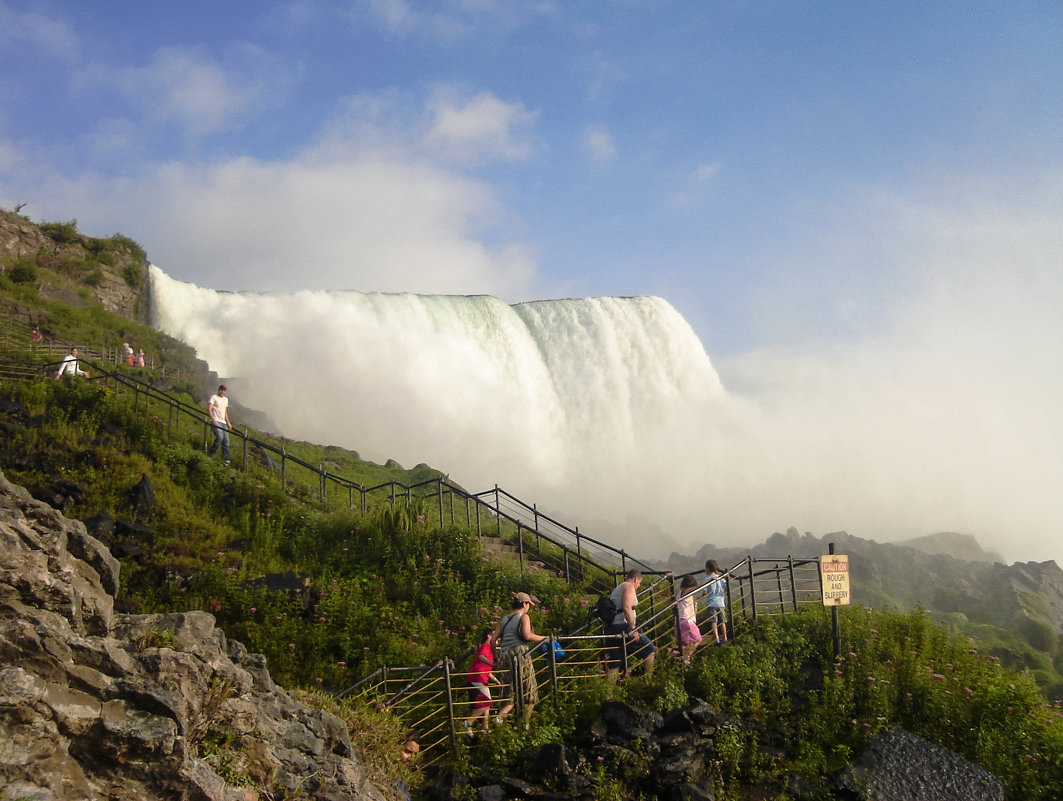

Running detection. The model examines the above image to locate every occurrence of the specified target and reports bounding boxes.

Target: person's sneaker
[463,721,474,738]
[715,638,723,645]
[495,715,505,726]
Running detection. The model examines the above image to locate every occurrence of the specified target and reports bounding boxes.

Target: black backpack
[590,595,617,628]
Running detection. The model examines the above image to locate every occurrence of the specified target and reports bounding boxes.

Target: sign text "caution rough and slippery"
[820,554,851,606]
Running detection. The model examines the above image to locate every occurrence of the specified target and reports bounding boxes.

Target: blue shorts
[604,622,656,667]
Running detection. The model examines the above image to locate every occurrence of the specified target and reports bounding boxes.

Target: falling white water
[148,266,728,552]
[148,265,1063,564]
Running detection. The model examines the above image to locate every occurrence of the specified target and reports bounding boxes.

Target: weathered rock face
[0,208,146,319]
[0,469,385,801]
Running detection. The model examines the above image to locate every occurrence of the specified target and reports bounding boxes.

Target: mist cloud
[146,170,1063,567]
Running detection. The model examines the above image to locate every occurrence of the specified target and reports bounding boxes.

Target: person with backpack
[702,559,729,644]
[490,592,545,728]
[604,569,656,680]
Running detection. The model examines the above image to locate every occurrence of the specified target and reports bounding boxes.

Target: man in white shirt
[206,385,232,464]
[55,347,89,379]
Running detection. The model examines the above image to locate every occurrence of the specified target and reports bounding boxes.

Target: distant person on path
[605,569,656,680]
[206,384,232,464]
[465,630,500,735]
[702,559,729,644]
[676,573,703,662]
[30,326,42,343]
[135,348,145,368]
[55,347,88,379]
[122,342,134,366]
[491,592,545,728]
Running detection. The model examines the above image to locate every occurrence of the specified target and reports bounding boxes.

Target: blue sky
[3,0,1060,355]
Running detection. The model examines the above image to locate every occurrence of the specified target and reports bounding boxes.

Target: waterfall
[147,264,1062,563]
[148,266,726,552]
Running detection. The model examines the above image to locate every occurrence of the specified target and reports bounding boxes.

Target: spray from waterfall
[148,265,1063,563]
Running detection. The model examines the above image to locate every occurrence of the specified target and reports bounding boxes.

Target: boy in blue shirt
[702,559,729,644]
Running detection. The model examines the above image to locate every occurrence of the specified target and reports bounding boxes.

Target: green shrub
[110,233,147,263]
[9,258,38,284]
[122,264,143,287]
[40,218,79,244]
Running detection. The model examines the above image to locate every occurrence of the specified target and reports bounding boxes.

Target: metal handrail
[1,354,638,593]
[355,553,824,757]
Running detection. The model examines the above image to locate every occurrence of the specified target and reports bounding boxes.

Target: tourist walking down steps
[606,568,657,680]
[55,347,89,379]
[491,592,545,728]
[206,384,232,464]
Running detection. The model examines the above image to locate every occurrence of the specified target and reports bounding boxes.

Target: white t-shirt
[209,394,229,426]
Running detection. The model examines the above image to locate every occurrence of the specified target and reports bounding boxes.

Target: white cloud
[584,126,617,165]
[424,89,538,163]
[695,162,720,182]
[19,145,536,299]
[359,0,548,39]
[77,46,283,138]
[0,2,80,61]
[364,0,419,34]
[1,83,538,299]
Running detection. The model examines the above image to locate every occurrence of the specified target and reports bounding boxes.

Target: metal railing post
[438,477,444,527]
[747,556,758,621]
[776,564,785,615]
[548,636,559,710]
[495,486,502,538]
[725,572,736,640]
[442,659,458,753]
[788,556,799,612]
[828,544,840,660]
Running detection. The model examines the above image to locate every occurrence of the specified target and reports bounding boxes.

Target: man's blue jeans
[208,423,230,461]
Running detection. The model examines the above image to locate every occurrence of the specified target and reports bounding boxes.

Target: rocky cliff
[0,207,147,319]
[0,468,385,801]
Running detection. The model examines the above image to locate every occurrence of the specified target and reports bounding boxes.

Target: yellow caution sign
[821,554,851,606]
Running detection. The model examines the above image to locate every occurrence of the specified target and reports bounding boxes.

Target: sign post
[820,553,851,606]
[822,545,850,659]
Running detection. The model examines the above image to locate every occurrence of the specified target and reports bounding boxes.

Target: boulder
[835,727,1005,801]
[0,468,386,800]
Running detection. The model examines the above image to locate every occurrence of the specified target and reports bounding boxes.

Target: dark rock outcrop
[835,727,1005,801]
[0,469,385,800]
